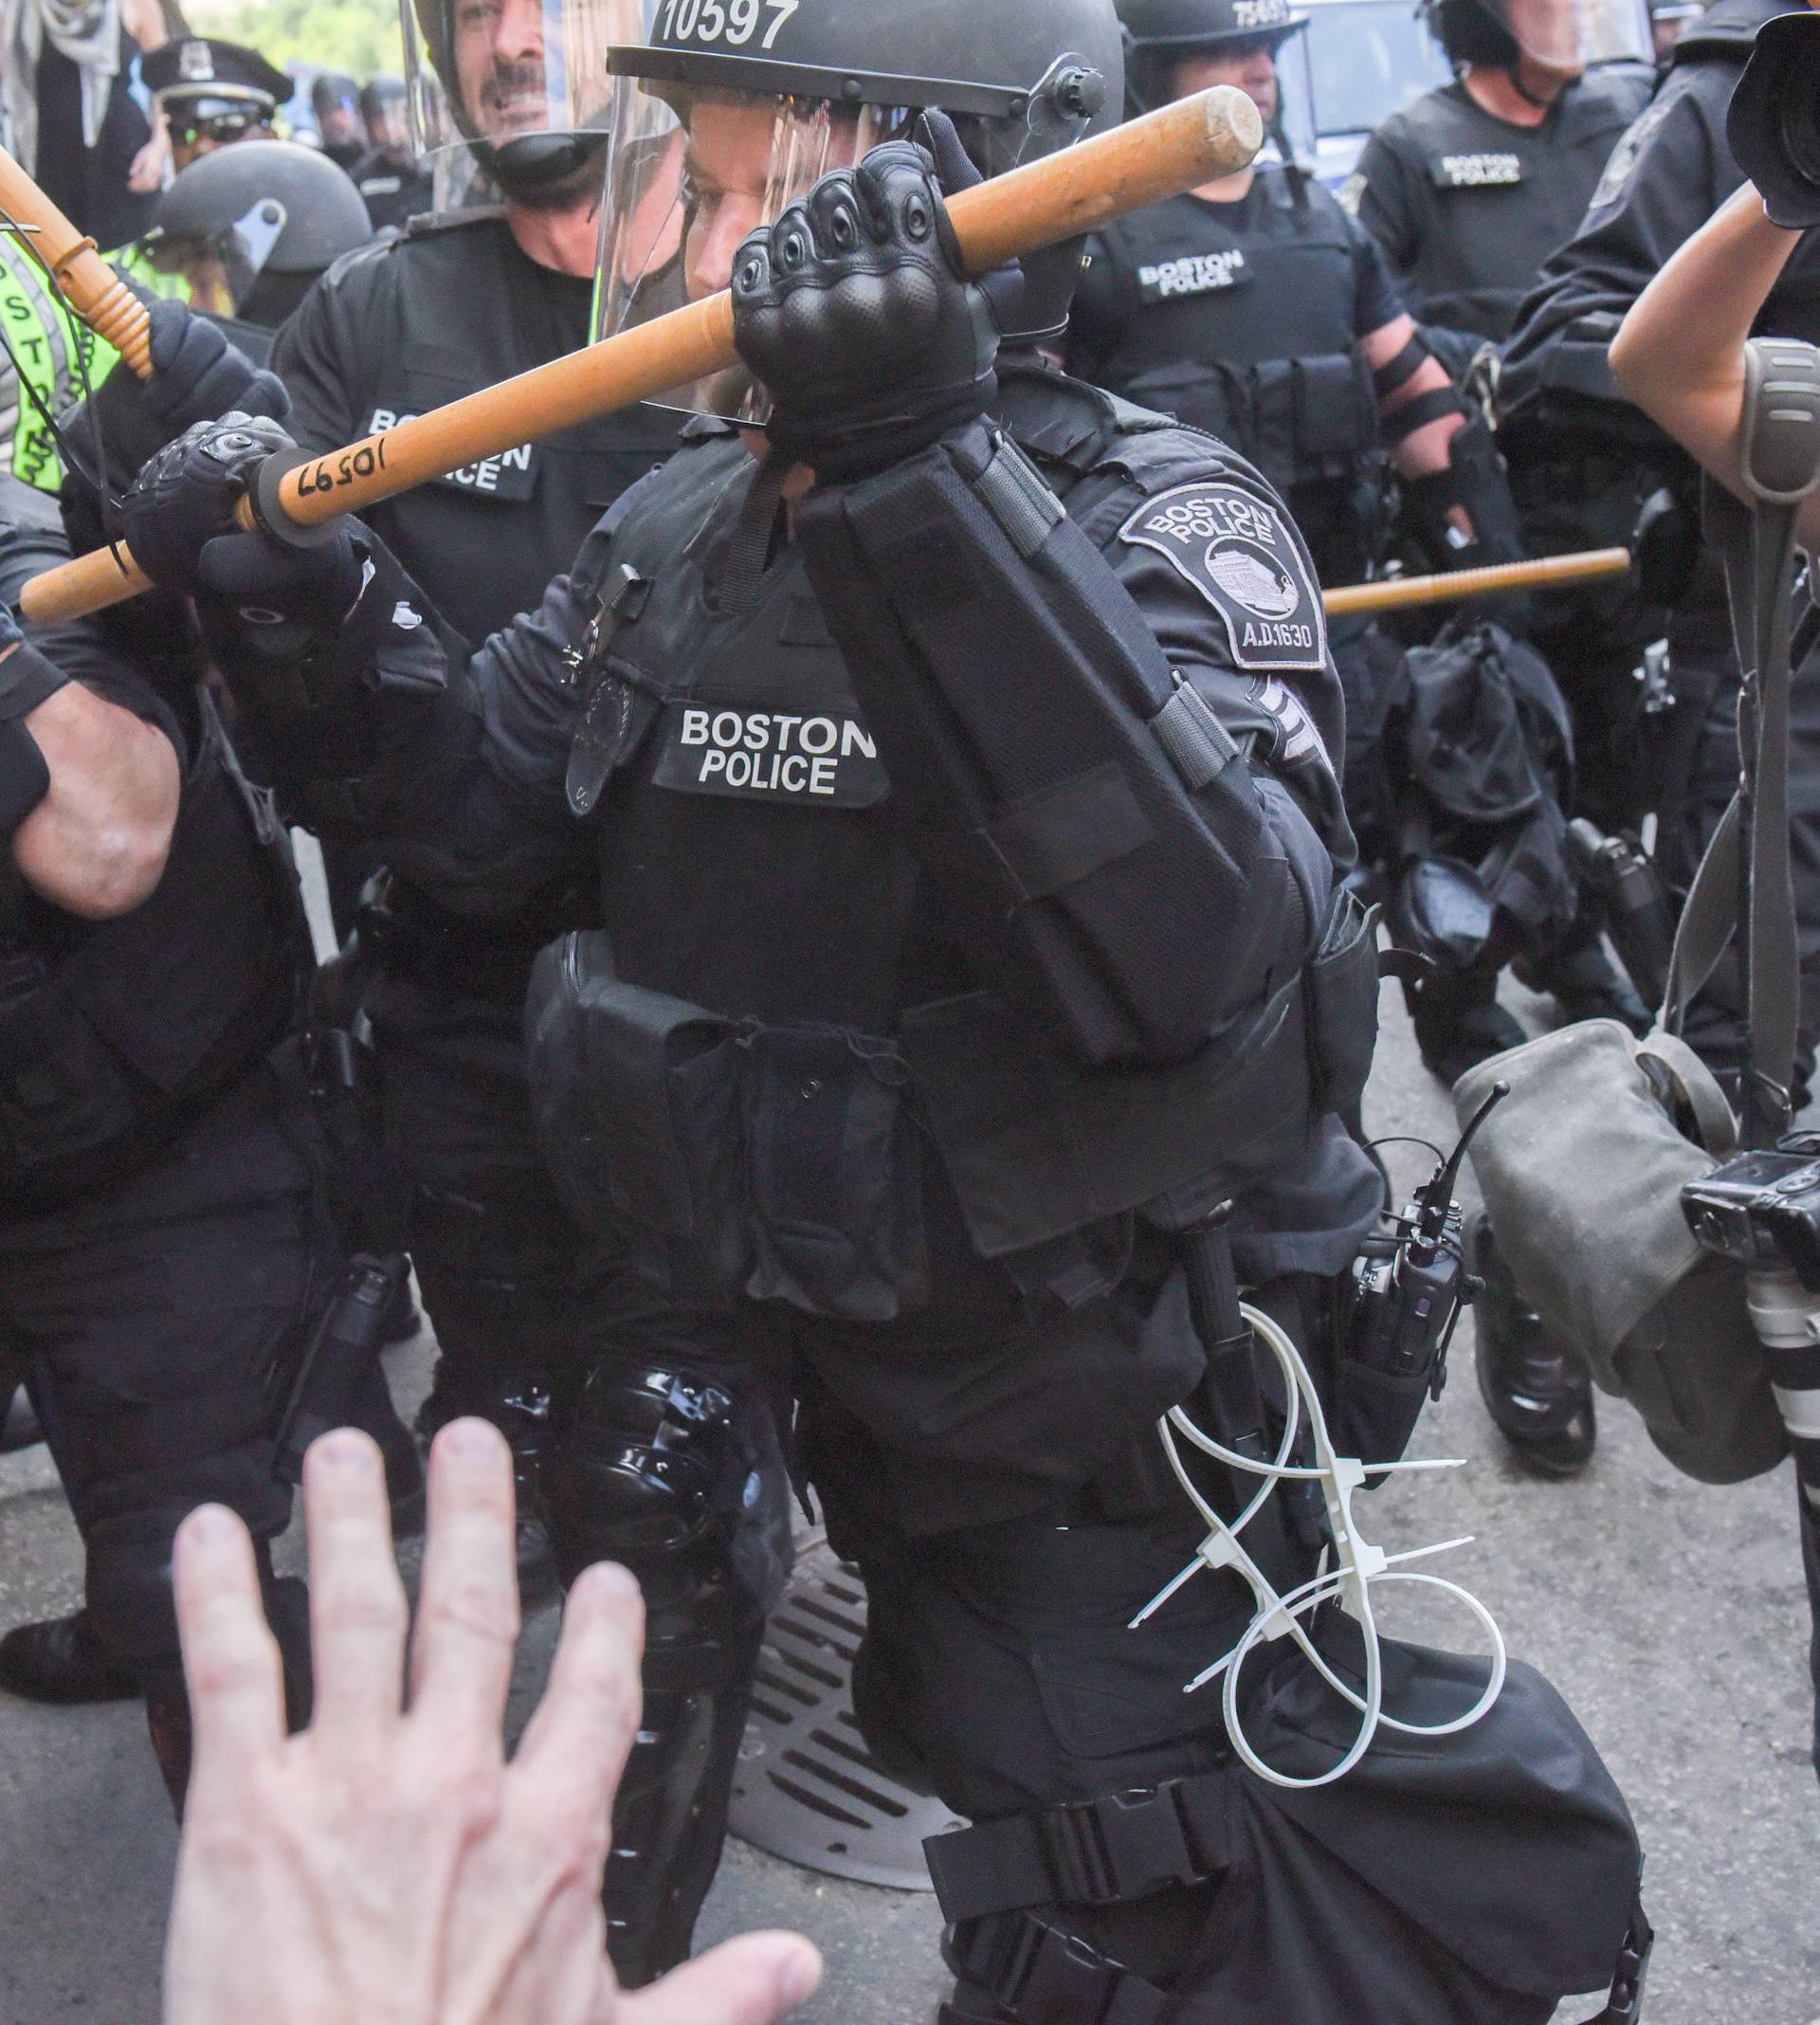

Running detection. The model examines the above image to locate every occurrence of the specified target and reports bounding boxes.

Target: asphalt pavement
[2,981,1817,2024]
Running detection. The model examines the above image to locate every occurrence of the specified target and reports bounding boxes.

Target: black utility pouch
[0,946,140,1189]
[742,1024,929,1323]
[1335,1351,1434,1474]
[1304,888,1381,1116]
[525,932,749,1299]
[1294,352,1376,469]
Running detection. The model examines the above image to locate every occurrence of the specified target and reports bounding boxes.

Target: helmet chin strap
[1506,61,1563,108]
[488,131,609,206]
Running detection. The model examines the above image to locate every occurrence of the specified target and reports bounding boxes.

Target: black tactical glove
[731,130,1000,483]
[1403,417,1526,576]
[118,413,362,640]
[72,298,289,511]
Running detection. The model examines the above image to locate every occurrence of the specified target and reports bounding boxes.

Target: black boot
[1409,969,1526,1087]
[1469,1213,1596,1476]
[1516,940,1651,1034]
[0,1611,139,1705]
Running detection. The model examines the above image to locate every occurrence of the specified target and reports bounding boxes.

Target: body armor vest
[280,210,682,647]
[1068,171,1383,581]
[0,692,308,1207]
[526,369,1376,1319]
[1364,74,1652,343]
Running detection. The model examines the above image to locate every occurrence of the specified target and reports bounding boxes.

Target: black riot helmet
[360,73,411,142]
[311,71,360,119]
[1118,0,1308,113]
[142,138,373,326]
[1417,0,1651,75]
[595,0,1122,378]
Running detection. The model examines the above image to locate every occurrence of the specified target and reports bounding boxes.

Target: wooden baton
[20,85,1264,626]
[1323,547,1632,616]
[0,148,153,378]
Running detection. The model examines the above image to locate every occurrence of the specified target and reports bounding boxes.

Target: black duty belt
[1503,455,1634,509]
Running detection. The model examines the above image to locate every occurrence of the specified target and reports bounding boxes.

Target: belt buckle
[1038,1784,1201,1906]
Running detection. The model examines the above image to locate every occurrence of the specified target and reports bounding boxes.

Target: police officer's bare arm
[1611,181,1820,544]
[5,653,180,920]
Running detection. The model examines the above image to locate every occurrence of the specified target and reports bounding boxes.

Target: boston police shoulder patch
[1119,480,1327,673]
[1589,98,1672,215]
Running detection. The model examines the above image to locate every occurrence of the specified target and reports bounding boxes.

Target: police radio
[1349,1084,1506,1396]
[274,1253,407,1484]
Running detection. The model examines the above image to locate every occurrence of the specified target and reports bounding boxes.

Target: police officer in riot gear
[143,139,376,347]
[311,72,367,173]
[0,296,424,1709]
[1483,0,1820,1476]
[1074,0,1516,587]
[113,0,1647,2010]
[1351,0,1656,1056]
[0,312,358,1778]
[1504,0,1820,1081]
[1352,0,1653,354]
[270,0,682,1595]
[351,76,433,231]
[1067,0,1536,1080]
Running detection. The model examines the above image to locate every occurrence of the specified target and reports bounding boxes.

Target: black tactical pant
[547,1252,1626,2019]
[0,1066,336,1683]
[368,965,589,1516]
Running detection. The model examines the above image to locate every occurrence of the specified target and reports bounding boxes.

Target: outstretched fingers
[173,1502,285,1782]
[304,1427,410,1748]
[409,1418,521,1734]
[512,1561,646,1816]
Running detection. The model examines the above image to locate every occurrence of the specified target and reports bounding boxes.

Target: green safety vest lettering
[0,241,191,495]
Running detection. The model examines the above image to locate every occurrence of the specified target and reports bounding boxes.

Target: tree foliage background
[186,0,404,84]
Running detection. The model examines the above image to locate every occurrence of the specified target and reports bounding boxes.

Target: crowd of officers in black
[0,0,1809,2014]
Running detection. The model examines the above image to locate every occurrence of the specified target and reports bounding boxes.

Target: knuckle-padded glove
[120,411,362,656]
[731,136,1001,483]
[82,297,290,500]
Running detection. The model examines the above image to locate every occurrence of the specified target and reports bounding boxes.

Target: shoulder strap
[1661,338,1820,1141]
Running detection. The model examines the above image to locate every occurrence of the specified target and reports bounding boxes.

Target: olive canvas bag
[1455,339,1820,1484]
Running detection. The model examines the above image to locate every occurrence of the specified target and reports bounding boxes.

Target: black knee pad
[546,1360,790,1679]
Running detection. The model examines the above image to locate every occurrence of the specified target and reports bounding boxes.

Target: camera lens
[1777,76,1820,192]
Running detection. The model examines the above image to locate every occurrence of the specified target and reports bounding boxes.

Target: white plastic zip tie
[1131,1300,1506,1790]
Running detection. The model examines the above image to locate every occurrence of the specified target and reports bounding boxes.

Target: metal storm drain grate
[730,1530,965,1889]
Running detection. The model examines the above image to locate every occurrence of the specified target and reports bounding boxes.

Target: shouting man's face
[453,0,550,141]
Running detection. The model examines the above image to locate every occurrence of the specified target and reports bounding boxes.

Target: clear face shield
[140,197,289,318]
[592,81,898,416]
[592,62,1095,420]
[366,95,413,151]
[1493,0,1652,71]
[403,0,649,207]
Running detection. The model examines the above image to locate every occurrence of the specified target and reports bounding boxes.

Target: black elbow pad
[0,640,69,838]
[0,716,49,838]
